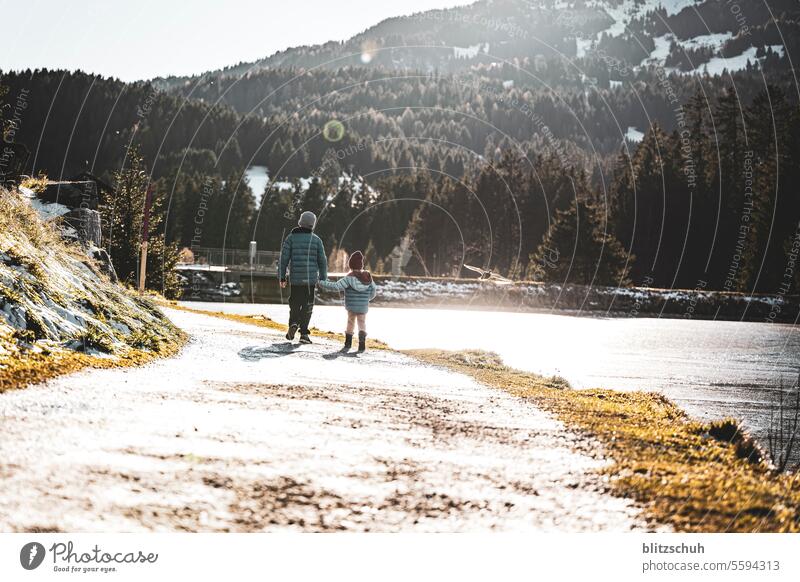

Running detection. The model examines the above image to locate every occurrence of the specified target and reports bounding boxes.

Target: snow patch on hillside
[769,44,785,57]
[454,43,490,59]
[690,46,758,76]
[682,32,733,51]
[18,186,71,220]
[245,166,377,201]
[590,0,700,41]
[0,187,178,361]
[625,127,645,142]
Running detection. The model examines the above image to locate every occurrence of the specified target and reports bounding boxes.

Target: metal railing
[184,247,280,273]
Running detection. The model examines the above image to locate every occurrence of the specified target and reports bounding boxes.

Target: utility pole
[249,241,257,269]
[138,184,154,294]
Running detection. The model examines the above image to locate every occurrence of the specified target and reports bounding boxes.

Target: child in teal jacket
[318,251,377,352]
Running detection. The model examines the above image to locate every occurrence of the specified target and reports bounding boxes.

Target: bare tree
[767,372,800,473]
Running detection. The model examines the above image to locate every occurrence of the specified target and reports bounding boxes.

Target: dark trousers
[289,284,316,334]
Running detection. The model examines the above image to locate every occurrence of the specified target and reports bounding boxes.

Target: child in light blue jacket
[318,250,377,352]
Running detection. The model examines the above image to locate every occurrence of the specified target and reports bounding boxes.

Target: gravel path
[0,308,653,532]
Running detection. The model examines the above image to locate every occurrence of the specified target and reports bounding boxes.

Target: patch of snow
[685,46,757,76]
[271,180,297,191]
[659,0,699,16]
[576,38,593,59]
[590,0,699,43]
[681,32,733,51]
[647,35,673,64]
[245,167,377,202]
[625,126,645,142]
[598,1,630,38]
[453,43,489,59]
[768,44,785,57]
[609,80,623,89]
[243,165,269,197]
[18,186,71,220]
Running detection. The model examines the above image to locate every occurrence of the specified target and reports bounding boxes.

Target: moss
[0,283,23,304]
[127,329,167,352]
[29,310,52,340]
[20,256,48,283]
[12,328,37,344]
[407,349,800,533]
[71,323,115,353]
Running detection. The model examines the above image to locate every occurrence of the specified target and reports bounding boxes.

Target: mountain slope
[158,0,796,84]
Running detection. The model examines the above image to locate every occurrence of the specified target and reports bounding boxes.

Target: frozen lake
[182,302,800,460]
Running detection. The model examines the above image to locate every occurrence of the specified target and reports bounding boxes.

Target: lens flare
[360,39,379,65]
[323,119,345,142]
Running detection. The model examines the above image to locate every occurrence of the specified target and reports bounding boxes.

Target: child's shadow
[239,342,301,361]
[322,348,359,361]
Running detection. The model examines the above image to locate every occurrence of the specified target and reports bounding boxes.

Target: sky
[0,0,472,82]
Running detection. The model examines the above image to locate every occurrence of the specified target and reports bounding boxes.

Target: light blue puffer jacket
[318,274,377,314]
[279,227,328,285]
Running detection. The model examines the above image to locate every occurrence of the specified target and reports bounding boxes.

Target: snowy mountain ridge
[157,0,791,85]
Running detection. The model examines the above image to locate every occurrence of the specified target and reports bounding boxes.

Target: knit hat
[298,211,317,229]
[348,250,364,271]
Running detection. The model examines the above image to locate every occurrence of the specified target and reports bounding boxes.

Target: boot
[286,323,298,341]
[343,333,353,350]
[299,334,312,344]
[357,331,367,352]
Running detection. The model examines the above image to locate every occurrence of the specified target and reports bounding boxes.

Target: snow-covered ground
[682,32,733,51]
[0,308,651,532]
[19,186,71,220]
[589,0,701,42]
[691,46,758,76]
[186,301,800,464]
[579,0,784,77]
[648,35,673,64]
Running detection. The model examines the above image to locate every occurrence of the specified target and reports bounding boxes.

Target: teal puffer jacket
[279,227,328,284]
[318,274,377,314]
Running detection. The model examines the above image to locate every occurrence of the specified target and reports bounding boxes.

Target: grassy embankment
[408,349,800,533]
[0,187,185,392]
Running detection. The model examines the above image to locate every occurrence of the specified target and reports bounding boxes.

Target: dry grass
[18,174,50,194]
[0,187,187,392]
[0,336,184,393]
[407,349,800,533]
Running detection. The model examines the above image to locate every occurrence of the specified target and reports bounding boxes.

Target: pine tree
[530,199,631,286]
[609,124,667,285]
[102,146,180,297]
[737,86,792,292]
